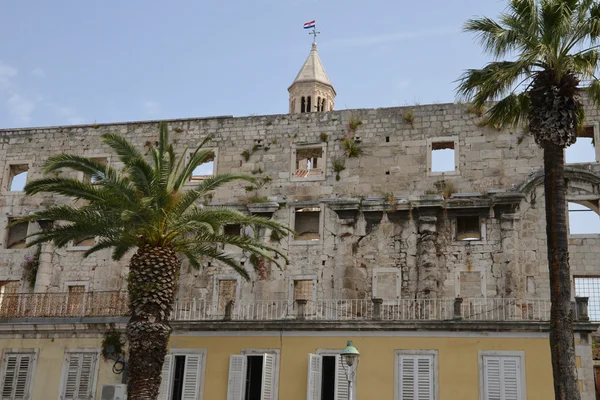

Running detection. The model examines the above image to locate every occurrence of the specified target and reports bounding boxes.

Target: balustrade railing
[0,292,563,322]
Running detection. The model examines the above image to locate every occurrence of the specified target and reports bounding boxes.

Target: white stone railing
[0,292,585,323]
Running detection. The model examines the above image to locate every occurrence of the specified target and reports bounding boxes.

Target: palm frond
[587,79,600,108]
[484,92,531,129]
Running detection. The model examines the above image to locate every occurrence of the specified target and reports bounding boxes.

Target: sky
[0,0,509,128]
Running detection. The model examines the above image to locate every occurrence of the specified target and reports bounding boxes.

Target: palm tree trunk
[126,245,179,400]
[543,143,580,400]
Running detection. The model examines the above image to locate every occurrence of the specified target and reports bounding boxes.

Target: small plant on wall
[402,110,414,127]
[22,245,41,288]
[101,326,125,360]
[342,135,361,158]
[332,156,346,181]
[348,117,363,132]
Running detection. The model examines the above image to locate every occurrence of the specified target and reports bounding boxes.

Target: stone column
[496,213,521,297]
[372,298,383,320]
[416,216,439,298]
[33,242,54,293]
[575,297,590,321]
[296,299,307,320]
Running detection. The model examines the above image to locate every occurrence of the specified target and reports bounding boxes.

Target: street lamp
[340,340,360,400]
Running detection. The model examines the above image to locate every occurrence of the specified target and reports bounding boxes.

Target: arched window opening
[321,98,326,112]
[568,201,600,234]
[316,97,321,111]
[301,97,306,113]
[307,96,312,112]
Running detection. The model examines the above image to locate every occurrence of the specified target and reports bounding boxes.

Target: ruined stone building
[0,41,599,400]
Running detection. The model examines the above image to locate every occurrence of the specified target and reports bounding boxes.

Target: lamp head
[340,340,360,366]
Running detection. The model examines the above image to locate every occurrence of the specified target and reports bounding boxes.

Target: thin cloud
[52,103,85,125]
[143,101,160,116]
[6,93,35,123]
[31,67,46,78]
[322,27,460,49]
[0,61,18,88]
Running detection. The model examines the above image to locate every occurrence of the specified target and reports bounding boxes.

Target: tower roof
[288,43,335,93]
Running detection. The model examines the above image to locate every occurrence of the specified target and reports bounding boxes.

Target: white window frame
[290,204,324,245]
[290,143,327,182]
[454,270,487,298]
[186,148,218,184]
[2,160,32,194]
[159,348,207,400]
[212,275,241,315]
[0,348,38,400]
[394,350,438,400]
[314,349,357,400]
[372,268,401,302]
[427,137,459,176]
[478,350,526,400]
[57,348,100,400]
[237,348,281,400]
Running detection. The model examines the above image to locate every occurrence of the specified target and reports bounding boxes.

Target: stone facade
[1,101,600,310]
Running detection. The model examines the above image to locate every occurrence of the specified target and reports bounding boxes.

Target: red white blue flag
[303,20,316,29]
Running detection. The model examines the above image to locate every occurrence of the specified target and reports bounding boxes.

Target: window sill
[1,191,26,196]
[569,234,600,239]
[290,176,326,182]
[290,240,321,246]
[68,246,93,252]
[566,161,597,165]
[428,170,459,177]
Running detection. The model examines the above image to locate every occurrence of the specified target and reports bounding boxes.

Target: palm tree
[16,122,291,399]
[457,0,600,398]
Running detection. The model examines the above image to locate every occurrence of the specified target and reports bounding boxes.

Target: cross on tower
[308,28,320,44]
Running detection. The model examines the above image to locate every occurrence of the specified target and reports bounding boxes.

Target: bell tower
[288,39,336,114]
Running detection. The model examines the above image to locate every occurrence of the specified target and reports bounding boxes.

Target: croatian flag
[303,20,316,29]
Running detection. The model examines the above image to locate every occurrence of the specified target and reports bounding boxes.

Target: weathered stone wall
[1,102,600,305]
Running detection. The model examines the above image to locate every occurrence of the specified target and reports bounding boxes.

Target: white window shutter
[261,353,276,400]
[334,355,349,400]
[227,355,247,400]
[483,356,521,400]
[182,354,203,400]
[61,352,98,400]
[157,354,173,400]
[399,356,416,400]
[1,353,34,400]
[306,354,322,400]
[399,355,433,400]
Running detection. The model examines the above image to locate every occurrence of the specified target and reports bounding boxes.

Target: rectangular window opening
[84,157,108,183]
[72,237,95,248]
[224,224,242,237]
[294,207,320,241]
[190,152,215,182]
[575,277,600,321]
[568,201,600,234]
[456,216,481,241]
[566,126,596,163]
[6,219,28,249]
[321,356,336,400]
[8,164,28,191]
[170,355,186,400]
[246,355,264,400]
[293,280,313,302]
[294,147,324,179]
[431,141,455,173]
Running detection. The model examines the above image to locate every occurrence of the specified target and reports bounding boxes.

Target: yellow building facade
[0,319,596,400]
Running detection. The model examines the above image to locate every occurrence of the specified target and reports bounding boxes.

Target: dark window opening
[6,219,27,249]
[245,355,264,400]
[224,224,242,236]
[321,98,326,112]
[431,141,455,172]
[317,97,321,111]
[170,355,186,400]
[321,356,336,400]
[567,126,596,163]
[301,97,306,113]
[385,136,390,143]
[307,96,312,112]
[295,208,320,240]
[456,216,481,241]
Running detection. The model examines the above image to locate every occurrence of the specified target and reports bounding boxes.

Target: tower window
[301,97,306,113]
[306,96,312,113]
[316,97,322,111]
[321,98,326,112]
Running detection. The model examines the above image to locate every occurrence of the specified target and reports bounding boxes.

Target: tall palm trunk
[543,143,580,400]
[126,244,179,399]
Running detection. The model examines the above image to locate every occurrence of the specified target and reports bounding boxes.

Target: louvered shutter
[61,352,98,400]
[157,355,173,400]
[227,355,247,400]
[306,354,322,400]
[261,353,276,400]
[182,354,203,400]
[398,355,434,400]
[334,355,349,400]
[1,353,34,400]
[483,356,521,400]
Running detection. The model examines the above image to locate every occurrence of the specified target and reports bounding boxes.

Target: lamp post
[340,340,360,400]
